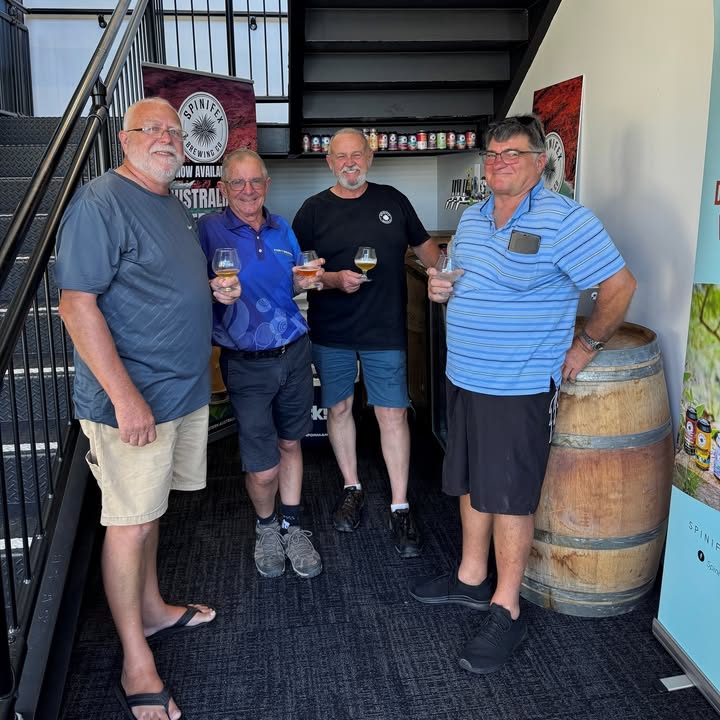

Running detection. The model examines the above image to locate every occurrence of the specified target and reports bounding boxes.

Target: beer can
[321,135,331,153]
[311,136,322,152]
[368,128,378,151]
[436,132,447,150]
[447,131,456,150]
[417,131,428,150]
[378,132,389,151]
[408,134,418,150]
[456,133,467,150]
[398,134,408,150]
[466,130,477,149]
[389,132,398,151]
[428,132,437,150]
[302,134,311,152]
[684,405,698,454]
[695,418,712,471]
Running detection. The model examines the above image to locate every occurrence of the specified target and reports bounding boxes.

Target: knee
[374,406,407,430]
[278,438,300,455]
[247,467,279,488]
[328,396,353,421]
[105,520,156,545]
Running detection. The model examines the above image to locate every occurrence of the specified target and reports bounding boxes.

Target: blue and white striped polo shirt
[446,179,625,396]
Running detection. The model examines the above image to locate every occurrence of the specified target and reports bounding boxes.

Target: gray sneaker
[254,522,286,578]
[284,526,323,579]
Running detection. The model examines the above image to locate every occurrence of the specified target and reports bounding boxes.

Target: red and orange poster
[532,75,584,199]
[142,62,256,217]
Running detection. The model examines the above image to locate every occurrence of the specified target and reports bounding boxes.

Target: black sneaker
[458,603,527,674]
[333,486,364,532]
[408,570,494,610]
[389,508,423,558]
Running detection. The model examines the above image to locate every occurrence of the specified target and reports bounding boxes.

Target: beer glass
[354,246,377,282]
[212,248,241,279]
[297,250,322,289]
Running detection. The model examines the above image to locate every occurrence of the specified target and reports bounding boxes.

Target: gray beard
[337,170,367,190]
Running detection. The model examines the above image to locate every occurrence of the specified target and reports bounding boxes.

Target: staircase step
[1,364,73,424]
[0,144,81,179]
[0,177,65,216]
[0,117,86,146]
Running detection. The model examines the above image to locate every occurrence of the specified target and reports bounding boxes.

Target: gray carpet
[60,418,716,720]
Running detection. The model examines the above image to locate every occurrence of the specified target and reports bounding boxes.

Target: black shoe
[458,603,527,674]
[333,486,364,532]
[408,570,494,610]
[389,508,423,558]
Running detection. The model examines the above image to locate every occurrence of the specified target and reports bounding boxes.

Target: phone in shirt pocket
[508,230,541,255]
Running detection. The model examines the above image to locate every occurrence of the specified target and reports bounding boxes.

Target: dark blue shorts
[442,379,558,515]
[220,334,313,472]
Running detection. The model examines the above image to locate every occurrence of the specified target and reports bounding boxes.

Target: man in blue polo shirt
[198,149,324,580]
[409,115,636,673]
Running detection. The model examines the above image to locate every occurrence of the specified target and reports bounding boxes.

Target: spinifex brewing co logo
[179,92,229,163]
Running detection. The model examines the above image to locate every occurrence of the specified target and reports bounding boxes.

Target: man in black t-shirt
[292,128,439,557]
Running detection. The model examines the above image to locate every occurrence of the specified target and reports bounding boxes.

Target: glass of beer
[212,247,241,289]
[354,246,377,282]
[297,250,322,289]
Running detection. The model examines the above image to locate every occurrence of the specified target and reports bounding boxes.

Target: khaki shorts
[80,405,209,526]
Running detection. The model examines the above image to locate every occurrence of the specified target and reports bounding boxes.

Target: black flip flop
[147,604,216,641]
[115,681,173,720]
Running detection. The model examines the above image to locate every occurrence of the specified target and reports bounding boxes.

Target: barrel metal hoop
[552,419,671,449]
[533,520,667,550]
[520,576,656,617]
[584,339,660,367]
[576,356,663,383]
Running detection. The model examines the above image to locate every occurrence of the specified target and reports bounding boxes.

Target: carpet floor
[60,417,716,720]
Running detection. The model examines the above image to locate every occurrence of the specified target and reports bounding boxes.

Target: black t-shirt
[292,182,429,350]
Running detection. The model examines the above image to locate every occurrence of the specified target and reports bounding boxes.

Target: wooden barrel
[521,321,674,617]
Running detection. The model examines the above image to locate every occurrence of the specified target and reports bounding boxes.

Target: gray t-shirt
[55,170,211,426]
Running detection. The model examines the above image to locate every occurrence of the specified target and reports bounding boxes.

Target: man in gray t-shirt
[55,97,240,720]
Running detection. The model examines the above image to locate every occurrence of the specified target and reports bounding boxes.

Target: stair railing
[0,0,32,116]
[0,1,167,716]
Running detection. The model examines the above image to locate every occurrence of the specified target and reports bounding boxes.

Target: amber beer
[296,266,319,277]
[354,260,377,273]
[214,269,238,278]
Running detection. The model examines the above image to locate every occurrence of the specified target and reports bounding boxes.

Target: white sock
[391,502,409,512]
[344,483,362,491]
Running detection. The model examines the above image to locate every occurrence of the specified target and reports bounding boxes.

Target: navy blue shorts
[442,379,558,515]
[220,334,313,472]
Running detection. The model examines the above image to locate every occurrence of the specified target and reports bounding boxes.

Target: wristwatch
[580,330,605,351]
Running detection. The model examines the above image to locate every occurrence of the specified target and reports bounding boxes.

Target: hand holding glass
[297,250,322,289]
[354,246,377,282]
[432,253,462,301]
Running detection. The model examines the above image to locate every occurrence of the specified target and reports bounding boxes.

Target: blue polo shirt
[198,206,308,351]
[446,179,626,396]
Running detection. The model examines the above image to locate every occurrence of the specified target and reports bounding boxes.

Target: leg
[457,494,493,585]
[102,522,181,720]
[374,405,410,504]
[327,395,359,486]
[277,438,303,505]
[246,465,281,517]
[490,513,535,618]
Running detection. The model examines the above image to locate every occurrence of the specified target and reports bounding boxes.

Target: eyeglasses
[480,149,543,164]
[332,151,366,162]
[126,125,187,140]
[223,177,267,191]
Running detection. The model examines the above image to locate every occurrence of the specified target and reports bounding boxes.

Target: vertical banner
[141,63,257,440]
[532,75,584,199]
[653,3,720,713]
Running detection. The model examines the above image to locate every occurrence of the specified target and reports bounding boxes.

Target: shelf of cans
[301,128,478,154]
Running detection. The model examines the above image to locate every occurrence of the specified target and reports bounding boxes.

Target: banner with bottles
[141,63,257,440]
[654,2,720,711]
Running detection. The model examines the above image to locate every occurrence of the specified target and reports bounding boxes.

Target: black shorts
[442,379,558,515]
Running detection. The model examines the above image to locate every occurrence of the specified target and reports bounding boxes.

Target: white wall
[265,155,442,230]
[508,0,713,432]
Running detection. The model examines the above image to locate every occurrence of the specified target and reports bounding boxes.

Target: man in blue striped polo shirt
[409,115,636,674]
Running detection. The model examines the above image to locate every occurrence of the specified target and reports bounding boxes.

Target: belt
[228,335,303,360]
